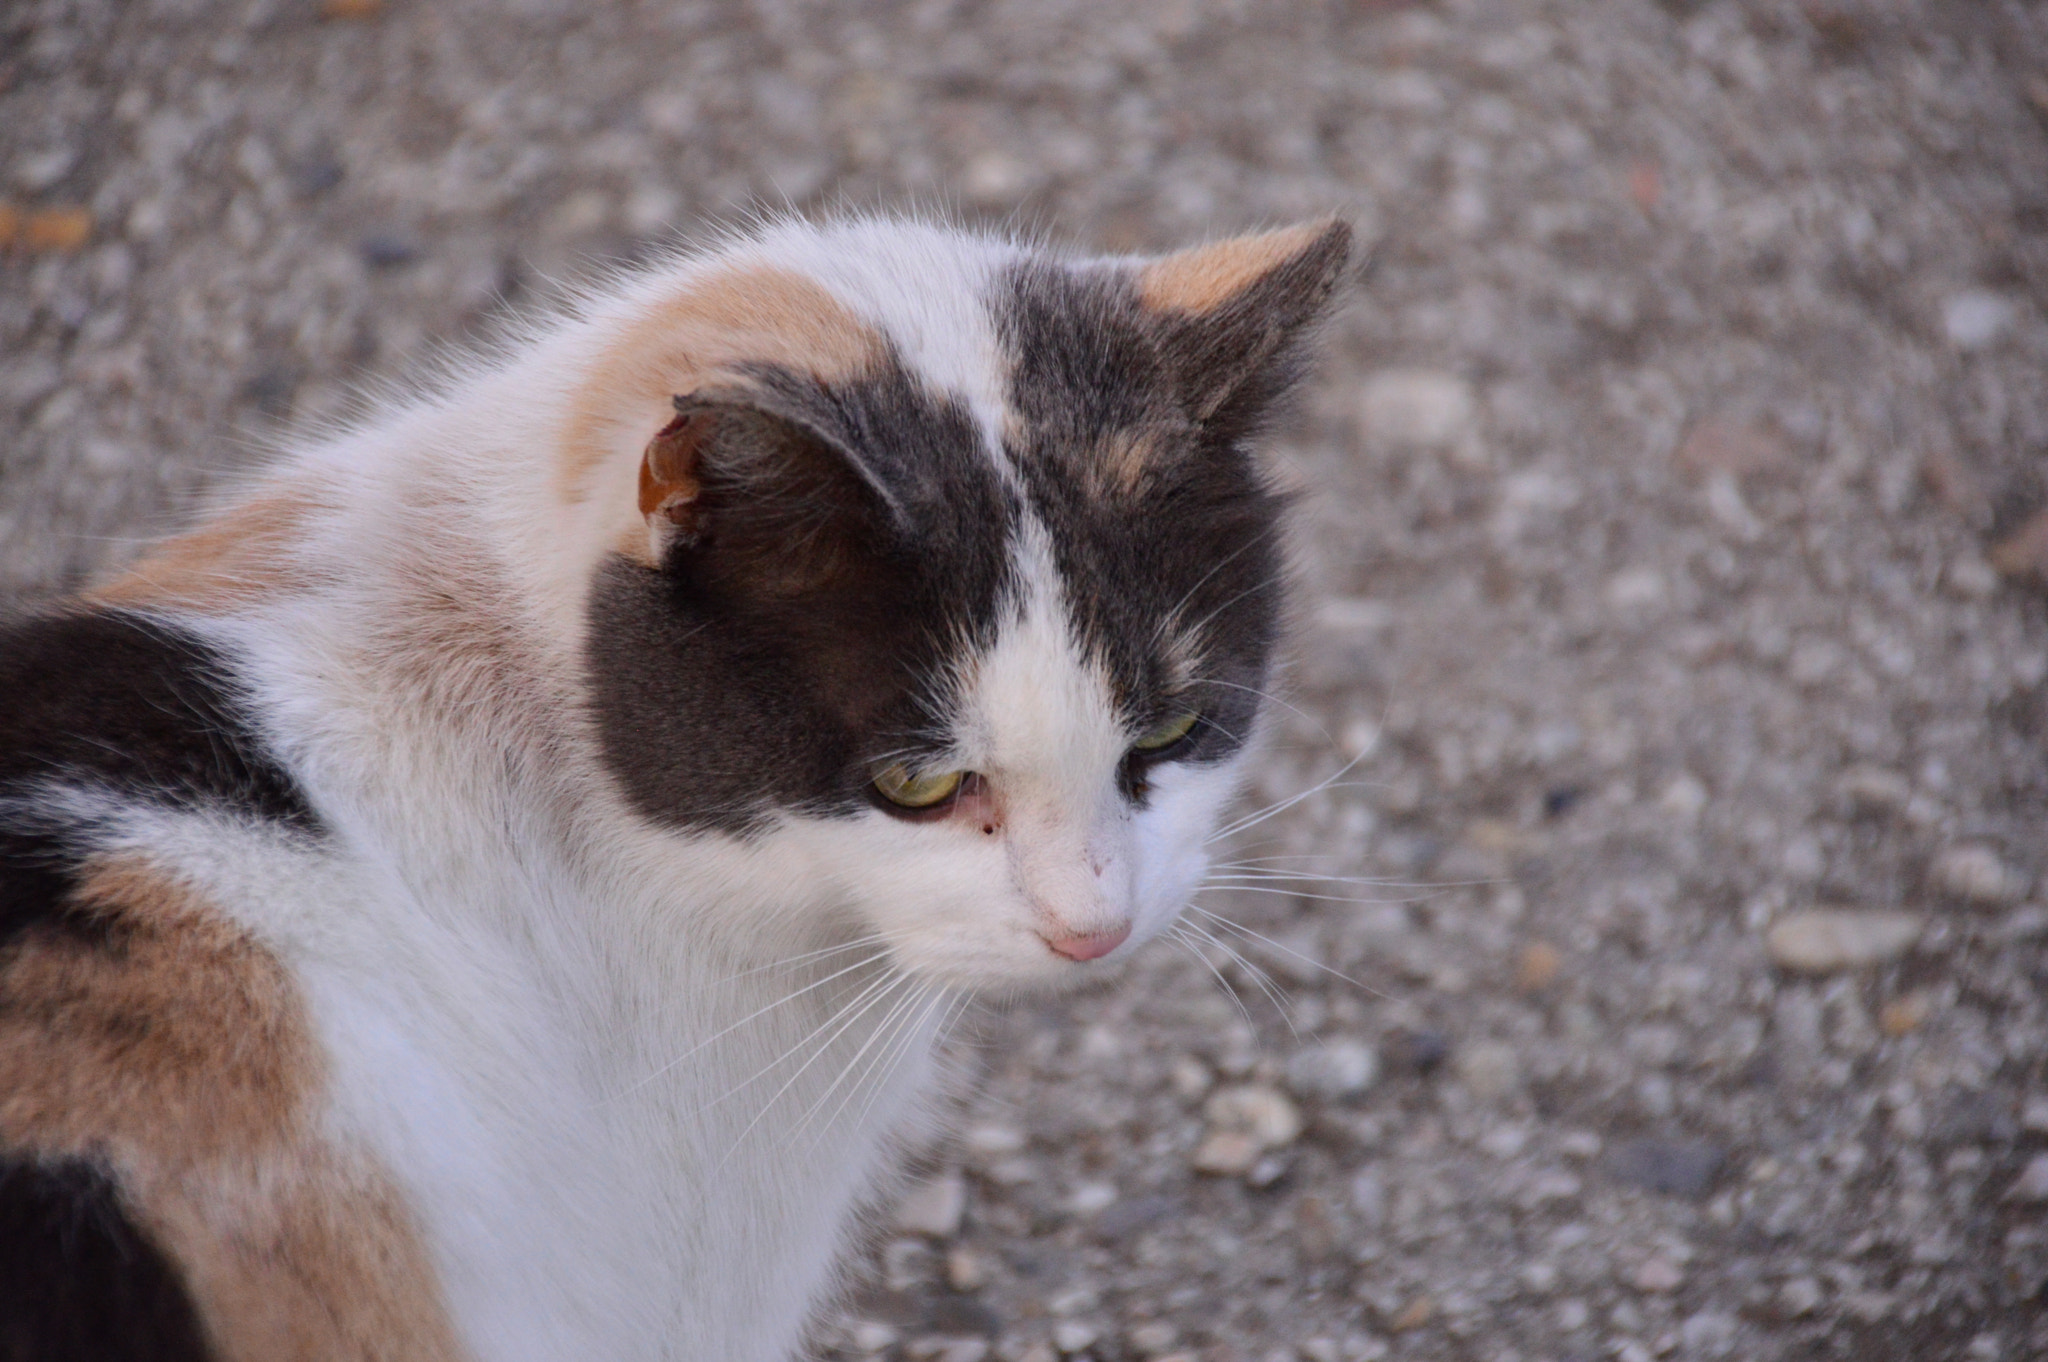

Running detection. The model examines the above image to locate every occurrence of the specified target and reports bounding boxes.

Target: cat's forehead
[738,221,1287,679]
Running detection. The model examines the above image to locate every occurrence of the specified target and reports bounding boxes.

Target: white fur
[93,218,1260,1361]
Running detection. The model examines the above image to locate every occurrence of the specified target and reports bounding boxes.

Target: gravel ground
[6,1,2048,1359]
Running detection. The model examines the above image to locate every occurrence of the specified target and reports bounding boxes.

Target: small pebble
[1051,1320,1099,1354]
[1942,290,2016,350]
[1606,1138,1726,1199]
[1246,1152,1292,1188]
[21,207,91,252]
[2020,1096,2048,1134]
[1285,1040,1379,1099]
[1632,1256,1683,1293]
[1389,1296,1434,1331]
[1127,1322,1177,1356]
[850,1321,900,1354]
[1452,1041,1521,1100]
[1834,765,1911,815]
[322,0,385,18]
[896,1171,967,1237]
[2005,1153,2048,1203]
[1878,991,1931,1038]
[361,232,419,268]
[1192,1130,1262,1176]
[1930,844,2023,906]
[1944,553,2000,599]
[1778,1277,1823,1316]
[1679,1311,1738,1359]
[1766,909,1921,973]
[1068,1181,1116,1215]
[963,1124,1026,1157]
[1203,1084,1303,1148]
[1516,941,1563,991]
[946,1245,989,1292]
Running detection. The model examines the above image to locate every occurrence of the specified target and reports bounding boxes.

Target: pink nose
[1044,925,1132,962]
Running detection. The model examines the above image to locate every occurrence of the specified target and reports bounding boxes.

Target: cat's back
[0,606,466,1361]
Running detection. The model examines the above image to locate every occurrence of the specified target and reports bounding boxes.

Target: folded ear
[1136,218,1353,439]
[635,388,898,594]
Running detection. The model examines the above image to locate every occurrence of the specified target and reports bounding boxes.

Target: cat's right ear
[633,389,898,593]
[637,401,712,563]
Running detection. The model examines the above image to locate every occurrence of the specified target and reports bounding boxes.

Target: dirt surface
[6,1,2048,1359]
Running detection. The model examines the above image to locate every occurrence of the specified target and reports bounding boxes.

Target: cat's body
[0,216,1349,1361]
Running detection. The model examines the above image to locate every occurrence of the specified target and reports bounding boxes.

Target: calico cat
[0,214,1350,1361]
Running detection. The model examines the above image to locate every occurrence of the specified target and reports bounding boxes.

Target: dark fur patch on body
[586,357,1020,833]
[0,610,317,950]
[0,1156,214,1362]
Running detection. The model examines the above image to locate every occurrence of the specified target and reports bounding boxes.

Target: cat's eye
[871,763,966,810]
[1131,709,1200,753]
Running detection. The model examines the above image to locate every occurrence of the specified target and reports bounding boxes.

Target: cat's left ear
[1136,218,1354,438]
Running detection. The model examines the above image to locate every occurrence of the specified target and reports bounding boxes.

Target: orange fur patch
[0,858,466,1361]
[1135,219,1344,316]
[90,490,321,611]
[560,264,884,510]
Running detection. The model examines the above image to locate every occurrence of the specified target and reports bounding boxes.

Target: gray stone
[1285,1040,1380,1099]
[2005,1153,2048,1202]
[1606,1139,1727,1199]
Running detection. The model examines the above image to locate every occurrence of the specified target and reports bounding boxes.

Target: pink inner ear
[638,410,711,530]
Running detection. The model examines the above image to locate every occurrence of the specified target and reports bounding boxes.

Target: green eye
[1132,709,1200,753]
[871,763,965,809]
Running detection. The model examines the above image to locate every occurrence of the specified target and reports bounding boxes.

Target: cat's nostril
[1044,925,1132,962]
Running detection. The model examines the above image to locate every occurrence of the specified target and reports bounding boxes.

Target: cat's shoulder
[0,609,462,1359]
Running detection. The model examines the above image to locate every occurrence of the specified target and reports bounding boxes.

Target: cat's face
[583,218,1349,992]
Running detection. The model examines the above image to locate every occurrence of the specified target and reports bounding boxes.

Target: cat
[0,213,1350,1362]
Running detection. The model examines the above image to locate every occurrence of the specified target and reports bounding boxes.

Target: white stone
[1942,290,2016,350]
[1633,1256,1683,1293]
[1778,1277,1823,1316]
[1680,1311,1739,1358]
[895,1171,967,1237]
[1931,844,2023,906]
[1452,1041,1521,1100]
[1203,1084,1304,1148]
[851,1321,901,1354]
[1359,368,1474,447]
[1766,910,1921,973]
[1069,1181,1117,1215]
[963,1124,1026,1156]
[1604,568,1666,609]
[1836,765,1911,814]
[1285,1040,1380,1098]
[1658,773,1708,819]
[1051,1321,1099,1355]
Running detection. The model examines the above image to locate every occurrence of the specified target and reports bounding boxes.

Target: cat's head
[576,217,1350,992]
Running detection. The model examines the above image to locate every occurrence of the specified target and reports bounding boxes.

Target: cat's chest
[277,876,934,1361]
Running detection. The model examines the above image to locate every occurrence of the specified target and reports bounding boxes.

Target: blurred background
[5,1,2048,1359]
